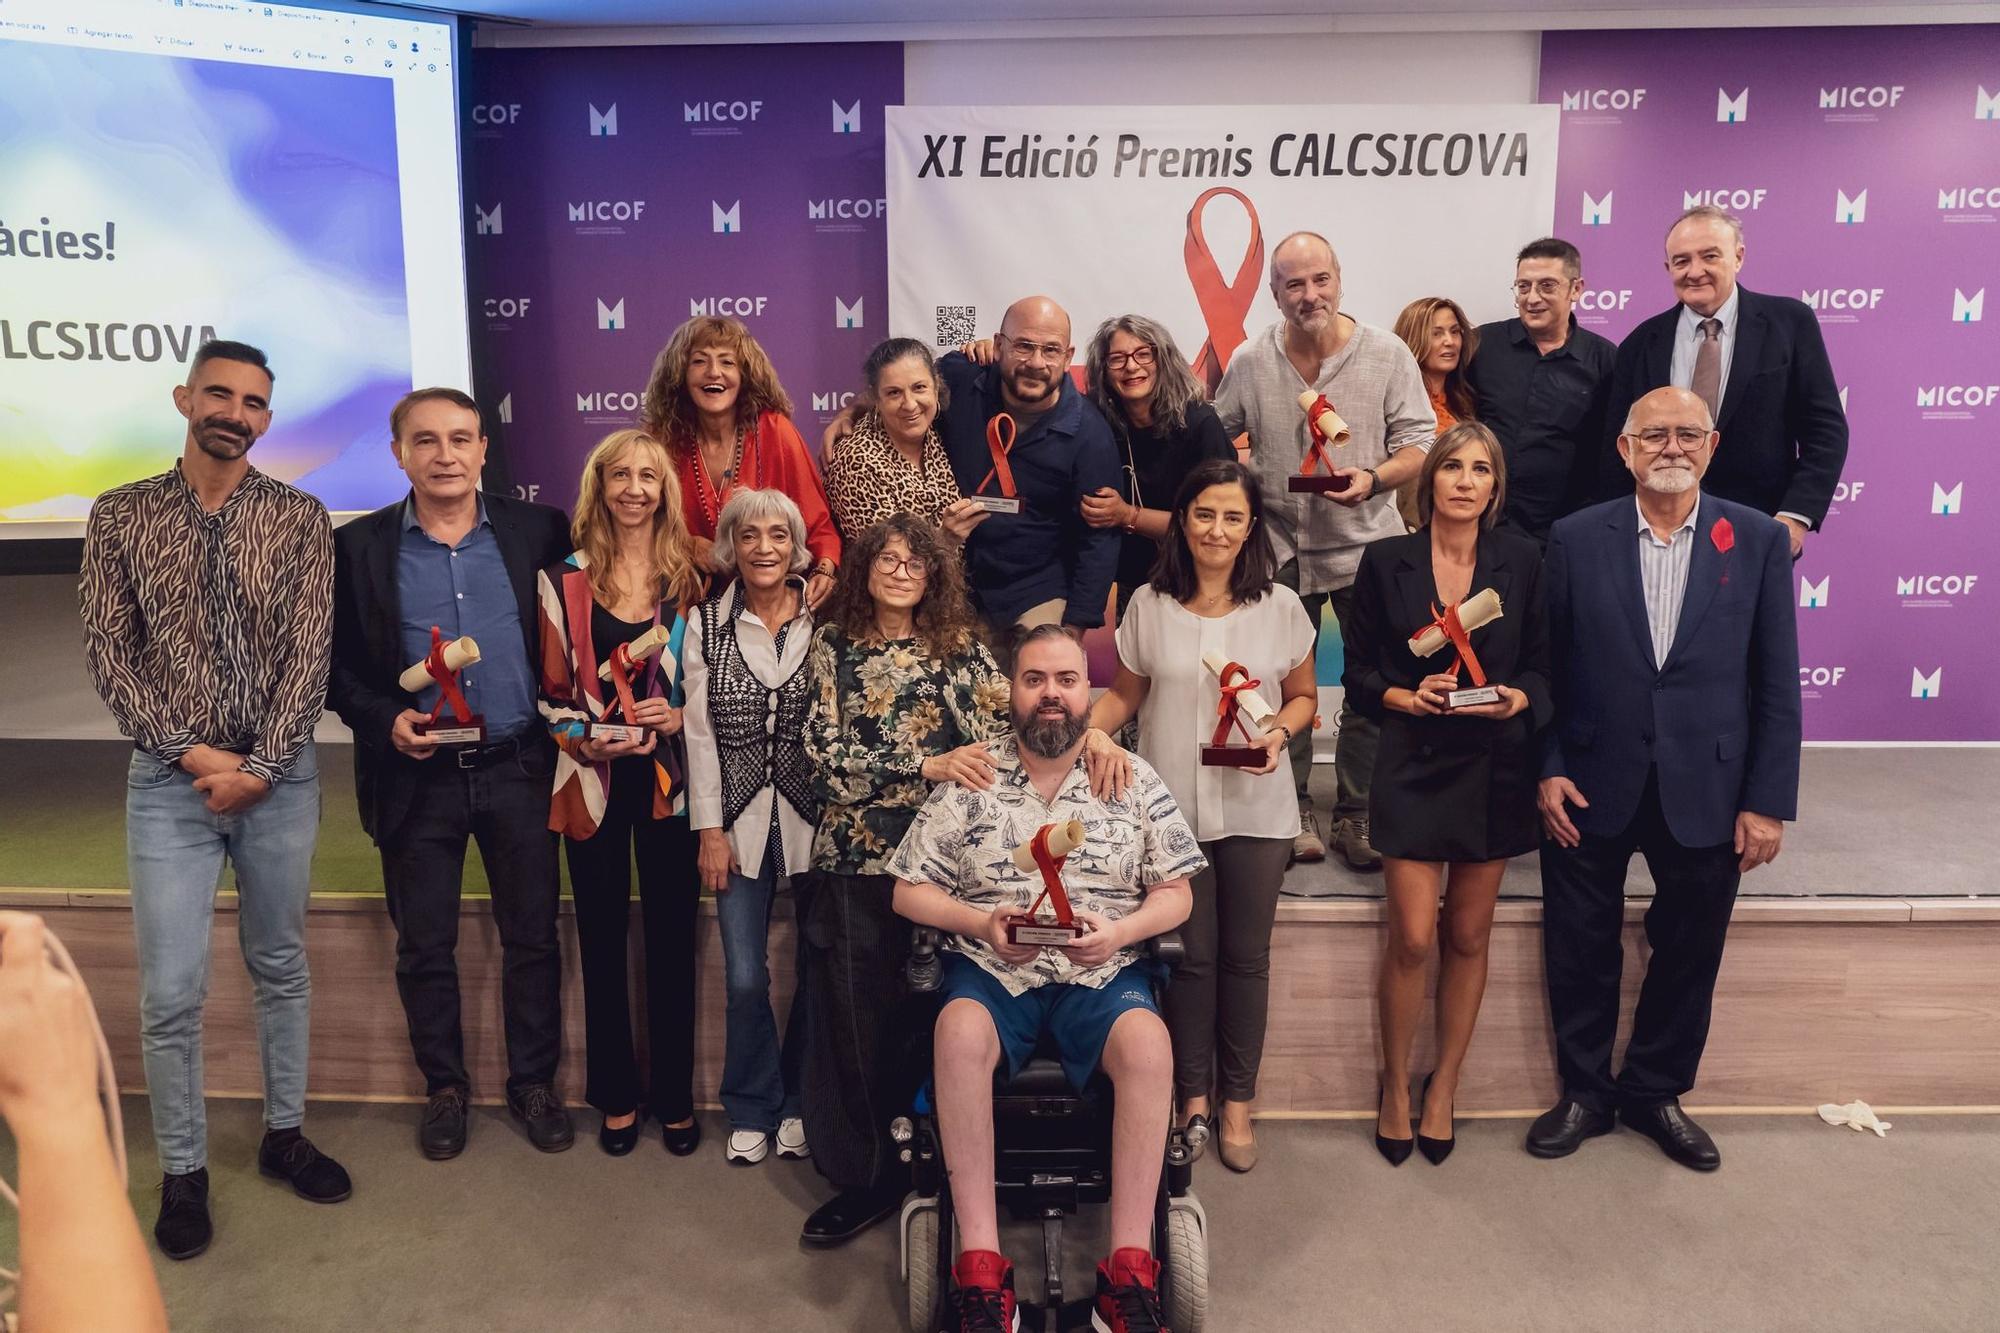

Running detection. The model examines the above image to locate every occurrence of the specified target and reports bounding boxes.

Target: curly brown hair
[820,513,980,660]
[638,316,793,453]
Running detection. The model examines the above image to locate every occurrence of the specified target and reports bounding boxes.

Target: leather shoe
[154,1168,212,1260]
[257,1130,353,1202]
[507,1083,576,1153]
[661,1116,702,1157]
[419,1086,469,1161]
[801,1184,904,1247]
[599,1110,642,1157]
[1621,1099,1721,1172]
[1525,1098,1615,1159]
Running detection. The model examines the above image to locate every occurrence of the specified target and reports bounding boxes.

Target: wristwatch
[1362,467,1380,497]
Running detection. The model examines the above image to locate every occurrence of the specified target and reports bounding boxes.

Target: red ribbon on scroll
[1023,824,1076,928]
[604,642,641,725]
[1422,601,1488,687]
[976,412,1019,499]
[1211,661,1262,747]
[1184,187,1264,394]
[1299,393,1341,479]
[423,626,476,727]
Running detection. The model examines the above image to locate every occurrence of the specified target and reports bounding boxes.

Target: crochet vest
[697,589,818,830]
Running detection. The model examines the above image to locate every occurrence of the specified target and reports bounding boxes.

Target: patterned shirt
[805,626,1009,875]
[886,736,1207,996]
[822,412,962,538]
[80,462,333,782]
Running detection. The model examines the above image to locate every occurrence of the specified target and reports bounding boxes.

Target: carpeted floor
[2,1098,1994,1331]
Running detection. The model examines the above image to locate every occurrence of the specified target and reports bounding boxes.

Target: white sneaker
[725,1129,770,1165]
[775,1117,810,1159]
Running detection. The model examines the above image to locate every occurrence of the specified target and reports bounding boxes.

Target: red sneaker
[1092,1246,1169,1332]
[952,1249,1019,1332]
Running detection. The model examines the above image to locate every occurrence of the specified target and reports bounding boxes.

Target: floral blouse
[804,624,1009,875]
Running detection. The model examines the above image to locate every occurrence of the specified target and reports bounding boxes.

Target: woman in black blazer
[1342,422,1551,1166]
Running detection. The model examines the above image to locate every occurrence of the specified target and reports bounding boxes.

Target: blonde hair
[638,316,793,455]
[571,429,705,610]
[1416,421,1508,530]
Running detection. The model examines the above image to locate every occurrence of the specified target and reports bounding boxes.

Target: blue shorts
[938,953,1164,1093]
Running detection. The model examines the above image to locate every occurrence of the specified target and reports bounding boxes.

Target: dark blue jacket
[936,353,1125,628]
[1542,493,1800,847]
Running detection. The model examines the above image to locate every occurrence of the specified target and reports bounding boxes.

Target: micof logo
[808,198,886,222]
[589,103,617,137]
[811,390,858,413]
[1937,187,2000,212]
[1799,666,1846,689]
[685,100,762,124]
[596,298,625,331]
[483,296,532,319]
[1582,190,1612,226]
[1976,86,1999,120]
[1716,88,1748,123]
[1820,85,1903,110]
[1896,573,1978,604]
[1801,288,1882,312]
[833,99,860,134]
[1932,482,1962,515]
[1916,385,1999,415]
[1799,575,1829,609]
[569,200,647,224]
[1684,187,1765,212]
[1910,667,1942,699]
[1560,88,1646,111]
[1835,189,1867,224]
[712,200,741,234]
[576,390,643,414]
[474,203,502,236]
[1953,288,1985,323]
[689,296,769,317]
[835,296,864,330]
[497,393,512,425]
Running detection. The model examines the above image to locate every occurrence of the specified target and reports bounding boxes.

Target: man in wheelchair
[889,625,1205,1333]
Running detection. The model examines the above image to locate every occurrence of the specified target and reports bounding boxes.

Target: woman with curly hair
[795,513,1008,1247]
[639,315,842,607]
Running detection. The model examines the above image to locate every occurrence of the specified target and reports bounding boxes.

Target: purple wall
[1541,26,2000,741]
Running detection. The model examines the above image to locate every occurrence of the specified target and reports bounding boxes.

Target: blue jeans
[126,744,320,1174]
[713,856,804,1133]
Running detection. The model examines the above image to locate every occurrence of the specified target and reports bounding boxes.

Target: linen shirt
[887,736,1207,996]
[1213,319,1436,593]
[1114,585,1316,842]
[1636,495,1698,667]
[80,462,331,782]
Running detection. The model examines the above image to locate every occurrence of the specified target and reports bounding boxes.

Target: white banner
[887,104,1559,381]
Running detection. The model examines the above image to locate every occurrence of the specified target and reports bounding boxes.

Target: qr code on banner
[935,305,977,348]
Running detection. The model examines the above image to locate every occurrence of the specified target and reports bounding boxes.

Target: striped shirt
[1635,495,1698,667]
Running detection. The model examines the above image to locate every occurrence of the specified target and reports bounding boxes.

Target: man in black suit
[328,388,575,1159]
[1603,206,1848,559]
[1530,386,1801,1172]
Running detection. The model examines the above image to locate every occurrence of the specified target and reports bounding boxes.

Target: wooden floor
[7,887,1996,1114]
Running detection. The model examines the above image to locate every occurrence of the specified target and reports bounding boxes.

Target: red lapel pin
[1711,516,1735,555]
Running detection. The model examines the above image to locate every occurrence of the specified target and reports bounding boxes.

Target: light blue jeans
[714,857,804,1133]
[126,744,320,1174]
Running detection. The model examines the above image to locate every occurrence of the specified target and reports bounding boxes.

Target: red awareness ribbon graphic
[1210,661,1262,747]
[423,626,475,726]
[1184,187,1264,394]
[1023,824,1076,927]
[976,412,1019,498]
[1299,393,1341,477]
[605,642,642,726]
[1423,601,1488,687]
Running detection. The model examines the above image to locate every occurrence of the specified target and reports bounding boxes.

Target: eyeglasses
[1625,426,1714,453]
[1512,278,1575,298]
[1104,347,1156,371]
[872,551,930,578]
[998,334,1069,365]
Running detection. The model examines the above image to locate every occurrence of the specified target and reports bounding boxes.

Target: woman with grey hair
[1080,314,1237,618]
[681,488,820,1166]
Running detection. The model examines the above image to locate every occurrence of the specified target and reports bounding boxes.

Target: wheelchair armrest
[907,926,944,993]
[1145,930,1185,969]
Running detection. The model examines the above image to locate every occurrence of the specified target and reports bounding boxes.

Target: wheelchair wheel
[1162,1198,1209,1332]
[905,1202,940,1332]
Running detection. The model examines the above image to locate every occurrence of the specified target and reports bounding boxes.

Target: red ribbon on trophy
[1424,602,1488,688]
[970,413,1023,514]
[1025,825,1076,928]
[1414,598,1506,711]
[1211,662,1262,747]
[1300,393,1342,479]
[423,627,477,730]
[586,641,650,744]
[1184,187,1263,394]
[1007,819,1087,946]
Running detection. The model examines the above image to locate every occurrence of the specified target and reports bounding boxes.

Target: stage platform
[3,741,1996,1114]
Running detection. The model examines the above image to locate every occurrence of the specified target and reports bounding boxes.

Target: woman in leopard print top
[823,338,989,546]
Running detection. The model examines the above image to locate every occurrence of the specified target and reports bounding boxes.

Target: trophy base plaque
[1200,743,1268,768]
[416,716,485,745]
[1445,685,1501,710]
[585,721,647,744]
[1007,917,1086,948]
[1287,474,1351,494]
[966,494,1023,515]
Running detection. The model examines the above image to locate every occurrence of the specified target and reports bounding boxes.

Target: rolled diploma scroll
[1296,390,1352,447]
[398,636,481,693]
[598,623,673,681]
[1407,588,1504,659]
[1200,652,1277,729]
[1009,818,1086,873]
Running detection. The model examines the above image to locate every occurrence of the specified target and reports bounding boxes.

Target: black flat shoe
[258,1131,354,1202]
[1375,1083,1413,1166]
[1417,1073,1455,1165]
[1620,1099,1721,1172]
[1525,1097,1616,1159]
[660,1116,702,1157]
[801,1184,904,1246]
[154,1168,212,1261]
[599,1111,642,1157]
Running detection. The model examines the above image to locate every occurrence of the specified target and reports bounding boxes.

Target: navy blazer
[1541,493,1801,848]
[1604,286,1848,528]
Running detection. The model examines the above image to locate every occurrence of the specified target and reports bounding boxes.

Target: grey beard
[1017,708,1087,758]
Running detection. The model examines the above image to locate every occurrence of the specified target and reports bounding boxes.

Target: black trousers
[379,745,562,1095]
[1167,836,1292,1103]
[799,871,918,1192]
[563,780,699,1122]
[1539,770,1742,1110]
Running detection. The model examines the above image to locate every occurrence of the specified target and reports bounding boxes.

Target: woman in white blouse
[1085,459,1317,1172]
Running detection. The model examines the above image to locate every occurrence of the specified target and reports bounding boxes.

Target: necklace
[692,424,747,529]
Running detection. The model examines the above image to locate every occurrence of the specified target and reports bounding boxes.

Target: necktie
[1690,316,1723,418]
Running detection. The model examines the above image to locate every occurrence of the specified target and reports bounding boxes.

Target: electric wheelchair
[892,927,1212,1332]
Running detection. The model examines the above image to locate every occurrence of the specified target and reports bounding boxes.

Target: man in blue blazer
[1530,385,1801,1171]
[1602,206,1848,561]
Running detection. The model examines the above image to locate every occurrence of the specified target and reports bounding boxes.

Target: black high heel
[1375,1083,1413,1166]
[1417,1072,1456,1165]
